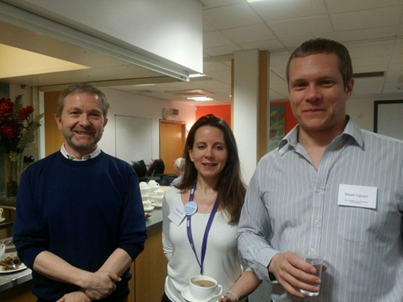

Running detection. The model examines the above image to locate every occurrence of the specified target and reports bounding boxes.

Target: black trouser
[161,293,172,302]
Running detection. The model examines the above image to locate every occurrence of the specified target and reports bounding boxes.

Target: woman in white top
[162,114,261,302]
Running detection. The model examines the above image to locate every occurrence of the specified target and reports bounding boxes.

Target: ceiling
[2,0,403,105]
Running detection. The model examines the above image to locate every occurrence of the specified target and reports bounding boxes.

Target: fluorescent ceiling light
[0,44,89,78]
[187,96,214,102]
[189,73,206,78]
[131,83,156,87]
[247,0,270,2]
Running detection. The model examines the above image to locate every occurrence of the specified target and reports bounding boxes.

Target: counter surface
[0,207,163,293]
[0,242,32,292]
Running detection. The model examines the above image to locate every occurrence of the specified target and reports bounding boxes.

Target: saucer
[181,286,218,302]
[153,203,162,208]
[143,205,155,212]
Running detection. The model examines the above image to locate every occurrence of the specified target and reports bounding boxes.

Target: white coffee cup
[141,191,150,198]
[154,189,164,197]
[148,180,159,188]
[189,275,223,301]
[0,208,3,219]
[151,196,162,207]
[139,181,149,188]
[140,187,153,196]
[143,200,152,209]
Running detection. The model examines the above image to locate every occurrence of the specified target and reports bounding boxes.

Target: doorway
[44,91,64,156]
[159,120,186,174]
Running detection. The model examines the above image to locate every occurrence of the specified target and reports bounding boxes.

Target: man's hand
[268,252,324,298]
[56,290,92,302]
[80,270,121,300]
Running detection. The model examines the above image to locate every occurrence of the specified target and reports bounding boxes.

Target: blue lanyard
[185,182,219,275]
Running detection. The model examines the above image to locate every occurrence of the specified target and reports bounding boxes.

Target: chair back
[147,159,165,176]
[132,160,147,177]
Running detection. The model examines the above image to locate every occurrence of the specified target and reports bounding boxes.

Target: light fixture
[131,83,156,87]
[187,96,214,102]
[189,73,206,78]
[247,0,270,2]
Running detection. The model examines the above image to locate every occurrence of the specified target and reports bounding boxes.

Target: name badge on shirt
[168,207,186,226]
[338,184,377,209]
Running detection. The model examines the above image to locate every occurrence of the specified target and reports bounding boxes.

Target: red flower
[0,94,44,154]
[18,106,35,120]
[0,98,14,120]
[0,121,19,139]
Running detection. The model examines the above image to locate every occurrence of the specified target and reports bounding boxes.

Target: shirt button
[315,188,321,193]
[314,220,319,225]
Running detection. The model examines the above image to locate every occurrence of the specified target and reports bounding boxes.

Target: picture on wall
[374,100,403,141]
[269,104,285,151]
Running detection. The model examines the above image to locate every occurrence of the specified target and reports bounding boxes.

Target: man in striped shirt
[238,38,403,301]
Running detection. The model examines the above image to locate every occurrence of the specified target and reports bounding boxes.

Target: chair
[160,175,176,186]
[132,160,147,177]
[147,159,165,177]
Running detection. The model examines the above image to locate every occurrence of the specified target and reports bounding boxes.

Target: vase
[4,152,24,198]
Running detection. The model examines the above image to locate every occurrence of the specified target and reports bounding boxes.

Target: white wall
[346,94,403,132]
[97,88,196,163]
[233,50,260,184]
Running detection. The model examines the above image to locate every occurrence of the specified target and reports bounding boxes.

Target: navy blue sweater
[13,151,147,301]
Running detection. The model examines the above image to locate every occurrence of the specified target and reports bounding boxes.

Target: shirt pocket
[337,203,387,243]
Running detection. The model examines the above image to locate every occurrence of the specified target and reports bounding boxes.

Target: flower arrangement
[0,95,44,197]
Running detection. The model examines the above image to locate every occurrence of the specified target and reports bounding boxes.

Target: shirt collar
[60,144,101,161]
[278,115,364,155]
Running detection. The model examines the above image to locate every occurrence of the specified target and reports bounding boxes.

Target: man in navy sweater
[13,83,147,302]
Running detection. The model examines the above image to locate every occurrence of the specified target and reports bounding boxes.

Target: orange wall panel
[195,105,231,126]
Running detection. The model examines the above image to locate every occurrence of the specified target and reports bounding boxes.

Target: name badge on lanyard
[185,181,219,275]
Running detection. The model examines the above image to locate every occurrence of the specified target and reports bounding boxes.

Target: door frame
[159,119,186,174]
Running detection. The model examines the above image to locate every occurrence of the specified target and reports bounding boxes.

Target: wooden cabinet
[0,281,36,302]
[129,225,167,302]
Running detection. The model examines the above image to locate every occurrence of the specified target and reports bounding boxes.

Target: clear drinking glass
[299,249,324,297]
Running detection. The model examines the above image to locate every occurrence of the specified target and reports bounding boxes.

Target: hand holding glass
[299,251,324,296]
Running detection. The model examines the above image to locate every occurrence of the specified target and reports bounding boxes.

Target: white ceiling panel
[202,20,216,32]
[347,41,395,57]
[199,0,244,9]
[251,0,327,22]
[267,15,333,38]
[278,32,337,49]
[325,0,403,14]
[331,7,402,31]
[202,2,261,30]
[203,44,242,57]
[239,39,285,52]
[392,40,403,54]
[336,26,399,43]
[203,31,235,48]
[222,24,276,44]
